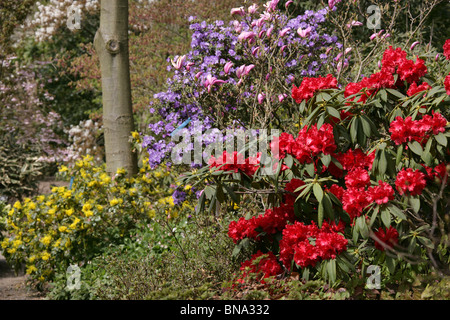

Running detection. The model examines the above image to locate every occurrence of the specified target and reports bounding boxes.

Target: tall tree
[94,0,137,176]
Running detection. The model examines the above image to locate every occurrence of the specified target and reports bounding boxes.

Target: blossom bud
[297,26,312,38]
[224,61,233,74]
[258,92,266,104]
[230,7,245,16]
[410,41,420,51]
[285,1,293,9]
[279,27,291,37]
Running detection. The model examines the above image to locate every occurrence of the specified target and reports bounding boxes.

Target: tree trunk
[94,0,137,176]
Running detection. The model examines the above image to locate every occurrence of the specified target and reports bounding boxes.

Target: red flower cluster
[292,74,338,103]
[271,124,336,165]
[389,112,447,145]
[443,39,450,60]
[373,226,399,251]
[406,81,432,97]
[445,73,450,95]
[208,151,260,176]
[345,46,427,103]
[395,168,427,196]
[341,180,394,220]
[344,167,371,189]
[228,204,295,243]
[238,250,283,284]
[335,148,375,172]
[279,221,348,269]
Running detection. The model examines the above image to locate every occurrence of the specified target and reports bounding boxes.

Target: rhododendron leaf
[377,149,387,177]
[435,132,447,147]
[381,209,391,228]
[417,236,434,249]
[349,116,359,144]
[326,259,336,284]
[385,256,396,274]
[396,144,404,166]
[379,89,387,102]
[327,106,340,120]
[387,204,406,221]
[369,205,379,228]
[223,184,239,204]
[321,154,331,167]
[386,88,405,99]
[408,141,423,156]
[409,196,420,214]
[426,86,444,98]
[322,193,334,220]
[318,201,324,227]
[284,154,294,168]
[313,183,324,202]
[204,185,215,200]
[356,216,369,239]
[360,115,372,137]
[304,162,315,177]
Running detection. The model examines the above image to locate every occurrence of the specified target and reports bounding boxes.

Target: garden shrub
[0,153,189,289]
[147,0,450,292]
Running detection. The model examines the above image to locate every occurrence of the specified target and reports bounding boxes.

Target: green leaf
[327,259,336,284]
[318,201,324,227]
[387,204,406,220]
[435,132,447,147]
[396,144,404,165]
[349,117,359,144]
[327,106,341,119]
[313,183,324,202]
[380,209,391,228]
[386,88,405,99]
[408,141,423,156]
[321,154,331,167]
[409,197,420,214]
[284,154,294,168]
[385,256,396,274]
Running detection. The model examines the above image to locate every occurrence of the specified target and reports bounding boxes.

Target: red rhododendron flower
[291,123,336,164]
[341,187,370,220]
[445,73,450,95]
[327,184,345,202]
[279,221,347,269]
[334,148,375,171]
[389,113,448,145]
[406,81,431,97]
[239,250,283,283]
[373,226,399,251]
[208,151,261,177]
[395,168,427,196]
[292,74,338,103]
[443,39,450,60]
[344,167,371,189]
[368,181,395,205]
[396,57,427,84]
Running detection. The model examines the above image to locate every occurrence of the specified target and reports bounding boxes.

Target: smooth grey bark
[94,0,137,176]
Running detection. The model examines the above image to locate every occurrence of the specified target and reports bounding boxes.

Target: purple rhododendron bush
[1,0,450,301]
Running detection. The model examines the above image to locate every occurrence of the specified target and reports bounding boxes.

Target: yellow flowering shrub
[0,155,195,286]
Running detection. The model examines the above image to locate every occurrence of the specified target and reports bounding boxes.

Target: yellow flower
[96,205,103,212]
[63,190,72,199]
[65,208,74,216]
[82,203,93,212]
[100,173,111,184]
[131,131,140,140]
[13,201,22,210]
[12,239,22,248]
[116,168,126,175]
[28,255,36,263]
[36,195,45,203]
[84,210,94,217]
[48,208,57,215]
[7,248,16,254]
[41,251,51,261]
[70,218,80,229]
[27,201,37,210]
[110,198,123,206]
[58,165,68,173]
[154,171,162,178]
[40,235,52,246]
[58,226,67,233]
[26,265,37,275]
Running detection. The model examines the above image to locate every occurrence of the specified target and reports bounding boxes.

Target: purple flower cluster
[144,3,340,169]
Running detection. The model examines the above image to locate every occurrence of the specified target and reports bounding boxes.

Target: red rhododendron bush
[180,38,450,290]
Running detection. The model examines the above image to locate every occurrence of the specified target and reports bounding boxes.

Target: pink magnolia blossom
[231,7,245,16]
[279,27,291,37]
[224,61,234,74]
[297,26,312,38]
[171,55,186,70]
[204,74,226,93]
